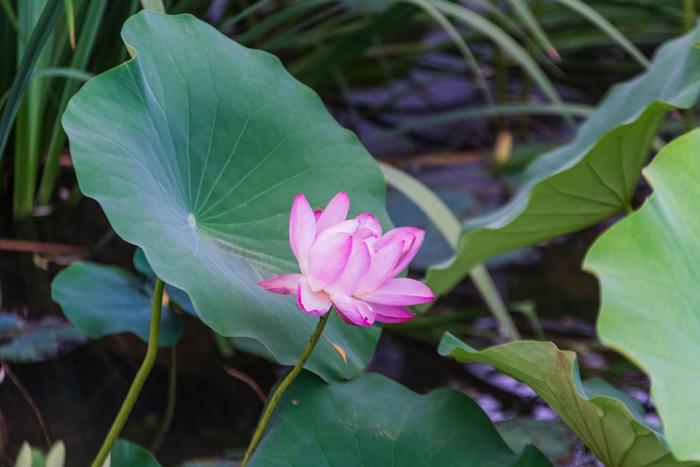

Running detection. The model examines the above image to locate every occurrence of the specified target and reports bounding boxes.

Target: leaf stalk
[91,278,165,467]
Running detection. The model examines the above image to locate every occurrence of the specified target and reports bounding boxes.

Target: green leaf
[439,333,693,466]
[0,312,86,363]
[425,24,700,301]
[110,440,161,467]
[51,261,183,346]
[250,371,552,466]
[62,12,387,381]
[584,128,700,462]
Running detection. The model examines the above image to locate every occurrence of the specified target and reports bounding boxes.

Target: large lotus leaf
[425,24,700,300]
[584,128,700,461]
[62,12,389,381]
[0,312,86,363]
[250,371,552,466]
[438,333,694,466]
[110,440,161,467]
[51,262,183,346]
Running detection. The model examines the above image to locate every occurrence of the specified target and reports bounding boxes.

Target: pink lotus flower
[258,192,434,326]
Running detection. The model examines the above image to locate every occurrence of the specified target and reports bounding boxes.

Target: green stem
[683,0,695,32]
[241,312,331,466]
[91,278,165,467]
[470,265,521,340]
[150,345,177,453]
[683,0,696,131]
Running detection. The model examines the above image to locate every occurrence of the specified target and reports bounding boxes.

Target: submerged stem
[91,278,165,467]
[241,312,331,466]
[3,363,51,447]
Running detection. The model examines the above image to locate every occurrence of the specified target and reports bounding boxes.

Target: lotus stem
[242,312,330,466]
[91,278,165,467]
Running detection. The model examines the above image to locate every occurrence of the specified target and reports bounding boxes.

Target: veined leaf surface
[585,129,700,461]
[62,12,389,381]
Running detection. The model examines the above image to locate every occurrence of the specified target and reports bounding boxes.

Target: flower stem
[242,312,330,466]
[91,278,165,467]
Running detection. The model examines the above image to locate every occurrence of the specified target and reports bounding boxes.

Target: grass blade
[14,0,53,219]
[0,0,17,30]
[140,0,165,13]
[506,0,560,60]
[378,102,593,139]
[261,3,347,51]
[64,0,75,49]
[403,0,493,104]
[468,0,556,69]
[433,0,571,125]
[33,67,94,82]
[555,0,650,68]
[291,3,415,85]
[219,0,275,31]
[0,0,62,168]
[37,0,105,205]
[9,0,63,219]
[238,0,333,45]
